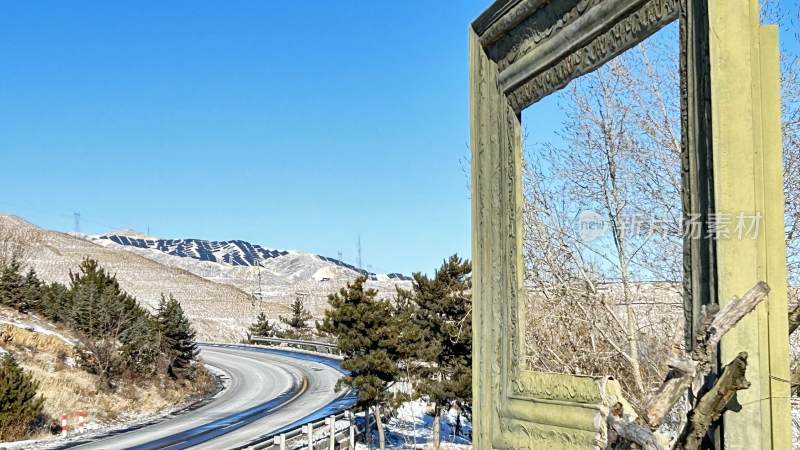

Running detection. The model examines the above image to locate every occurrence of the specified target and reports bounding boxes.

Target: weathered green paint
[757,26,793,450]
[470,0,791,448]
[708,1,791,446]
[470,24,613,448]
[469,1,680,447]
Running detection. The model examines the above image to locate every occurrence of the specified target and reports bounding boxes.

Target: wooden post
[278,433,286,450]
[757,23,793,449]
[306,423,314,450]
[328,416,336,450]
[704,0,793,447]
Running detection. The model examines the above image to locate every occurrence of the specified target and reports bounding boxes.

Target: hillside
[86,232,412,317]
[0,215,285,342]
[0,304,212,443]
[0,214,412,341]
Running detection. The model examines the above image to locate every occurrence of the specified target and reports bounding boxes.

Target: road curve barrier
[247,336,339,355]
[242,410,363,450]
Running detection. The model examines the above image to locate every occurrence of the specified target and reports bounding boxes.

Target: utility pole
[73,212,81,234]
[256,268,263,309]
[295,290,310,309]
[252,264,263,308]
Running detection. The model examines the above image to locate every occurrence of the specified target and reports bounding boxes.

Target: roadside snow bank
[356,399,471,449]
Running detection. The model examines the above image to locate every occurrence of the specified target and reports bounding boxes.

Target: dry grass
[0,325,74,357]
[0,316,214,440]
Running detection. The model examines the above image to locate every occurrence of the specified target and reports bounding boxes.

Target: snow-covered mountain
[94,234,411,281]
[98,235,290,267]
[88,233,413,319]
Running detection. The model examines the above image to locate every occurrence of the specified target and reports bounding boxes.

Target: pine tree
[67,258,161,383]
[68,258,127,337]
[0,353,44,440]
[318,277,399,450]
[157,294,199,379]
[120,313,161,376]
[248,312,277,337]
[21,269,44,313]
[0,261,26,311]
[40,282,70,323]
[401,255,472,449]
[279,294,313,339]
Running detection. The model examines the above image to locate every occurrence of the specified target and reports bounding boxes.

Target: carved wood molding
[513,370,605,403]
[473,0,792,447]
[470,0,684,447]
[473,0,679,113]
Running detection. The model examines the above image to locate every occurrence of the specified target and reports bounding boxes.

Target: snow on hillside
[96,234,289,267]
[92,233,411,283]
[0,316,77,346]
[0,215,286,342]
[0,214,411,341]
[88,232,413,317]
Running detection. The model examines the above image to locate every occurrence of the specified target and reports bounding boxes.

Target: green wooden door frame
[469,0,791,448]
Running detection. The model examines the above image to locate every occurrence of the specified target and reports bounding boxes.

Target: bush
[0,353,45,440]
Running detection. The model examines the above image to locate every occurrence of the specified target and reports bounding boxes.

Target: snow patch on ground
[0,438,40,449]
[355,399,471,449]
[0,317,77,346]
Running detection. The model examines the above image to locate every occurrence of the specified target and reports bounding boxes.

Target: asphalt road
[68,345,345,450]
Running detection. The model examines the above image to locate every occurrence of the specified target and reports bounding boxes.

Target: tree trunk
[617,238,645,394]
[366,405,373,449]
[374,404,386,450]
[432,403,441,450]
[625,301,645,394]
[606,150,645,396]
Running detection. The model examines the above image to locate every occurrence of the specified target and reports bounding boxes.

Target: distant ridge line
[98,234,412,281]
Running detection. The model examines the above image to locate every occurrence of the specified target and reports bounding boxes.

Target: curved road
[68,345,346,450]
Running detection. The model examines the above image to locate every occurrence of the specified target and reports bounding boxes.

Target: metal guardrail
[246,410,362,450]
[249,336,339,354]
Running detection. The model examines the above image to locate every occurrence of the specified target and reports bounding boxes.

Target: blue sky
[0,1,486,275]
[1,1,797,276]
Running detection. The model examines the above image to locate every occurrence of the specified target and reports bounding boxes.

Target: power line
[73,212,81,234]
